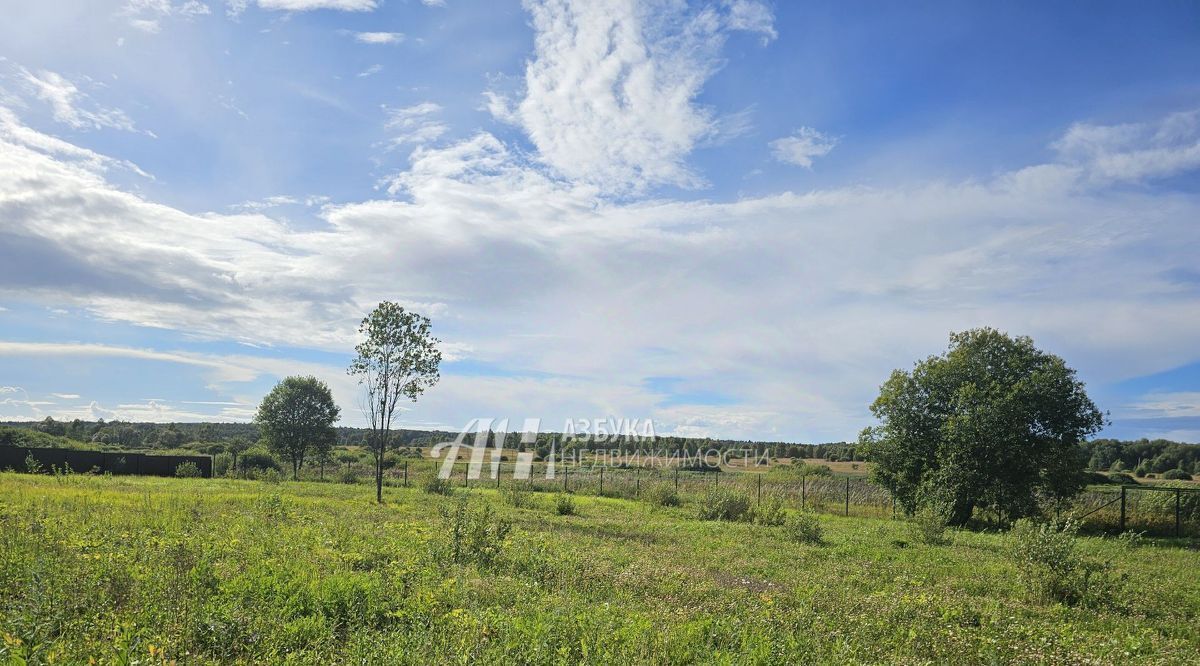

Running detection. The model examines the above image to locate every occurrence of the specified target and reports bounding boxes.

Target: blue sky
[1,0,1199,442]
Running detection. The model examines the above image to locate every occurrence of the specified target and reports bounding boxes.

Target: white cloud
[119,1,210,33]
[355,32,404,45]
[1121,392,1200,419]
[490,0,774,194]
[179,1,212,17]
[14,67,139,133]
[130,19,163,33]
[770,127,837,168]
[256,0,376,11]
[232,194,330,211]
[421,0,446,6]
[2,107,1200,438]
[383,102,448,147]
[88,401,117,420]
[1053,109,1200,185]
[357,64,383,78]
[50,393,81,399]
[724,0,777,43]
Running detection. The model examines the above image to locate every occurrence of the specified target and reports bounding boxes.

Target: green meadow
[1,472,1198,665]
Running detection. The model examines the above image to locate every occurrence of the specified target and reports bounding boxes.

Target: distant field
[2,473,1198,664]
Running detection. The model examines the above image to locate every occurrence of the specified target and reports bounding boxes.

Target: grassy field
[1,473,1199,664]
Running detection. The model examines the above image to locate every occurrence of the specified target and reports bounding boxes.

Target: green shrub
[792,461,833,477]
[423,475,454,496]
[1114,530,1145,550]
[260,468,283,484]
[213,452,233,477]
[440,500,513,567]
[785,511,824,544]
[1009,518,1125,608]
[750,496,786,526]
[174,462,202,478]
[239,449,281,475]
[645,484,681,508]
[338,469,359,485]
[697,487,751,522]
[553,493,578,516]
[1162,469,1192,481]
[909,506,951,546]
[502,485,534,508]
[23,453,43,475]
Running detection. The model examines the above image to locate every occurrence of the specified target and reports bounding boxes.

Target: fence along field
[385,457,1200,537]
[0,445,212,478]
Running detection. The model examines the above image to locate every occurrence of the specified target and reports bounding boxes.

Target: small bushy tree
[256,376,340,480]
[862,328,1105,525]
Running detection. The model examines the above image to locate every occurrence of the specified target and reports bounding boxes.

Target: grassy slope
[1,474,1198,665]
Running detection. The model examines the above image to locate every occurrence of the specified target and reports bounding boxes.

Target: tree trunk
[375,454,383,503]
[292,459,299,481]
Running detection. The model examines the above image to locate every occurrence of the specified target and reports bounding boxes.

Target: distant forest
[1,417,858,460]
[2,418,1197,474]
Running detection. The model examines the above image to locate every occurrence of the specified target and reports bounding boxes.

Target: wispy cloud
[119,1,211,34]
[354,31,404,45]
[11,66,140,133]
[770,127,838,168]
[256,0,377,11]
[383,101,447,147]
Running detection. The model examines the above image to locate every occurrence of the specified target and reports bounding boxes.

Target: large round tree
[256,376,341,480]
[861,328,1105,525]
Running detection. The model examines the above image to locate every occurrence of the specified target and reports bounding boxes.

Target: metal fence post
[674,467,679,491]
[801,474,806,508]
[845,477,850,516]
[599,466,604,495]
[563,467,568,492]
[1176,489,1182,537]
[1119,486,1126,532]
[403,461,408,488]
[636,469,641,498]
[757,473,762,506]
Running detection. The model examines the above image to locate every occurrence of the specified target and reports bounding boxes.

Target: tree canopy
[256,376,340,480]
[861,328,1105,525]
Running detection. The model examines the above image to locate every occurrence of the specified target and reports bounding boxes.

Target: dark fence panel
[0,446,212,478]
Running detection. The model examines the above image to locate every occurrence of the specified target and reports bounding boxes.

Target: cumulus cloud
[489,0,776,194]
[770,127,837,168]
[3,104,1200,438]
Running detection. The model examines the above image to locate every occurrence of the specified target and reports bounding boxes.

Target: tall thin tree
[348,301,442,503]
